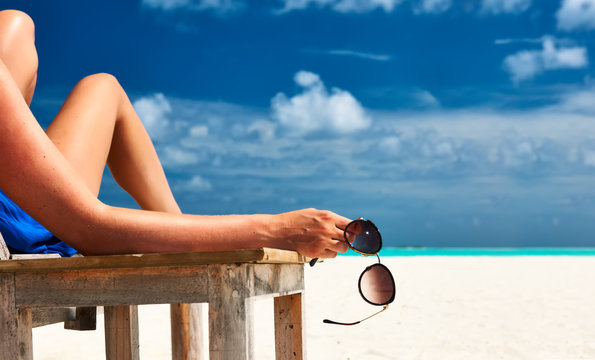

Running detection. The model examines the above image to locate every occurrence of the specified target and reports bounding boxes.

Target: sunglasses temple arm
[323,305,389,326]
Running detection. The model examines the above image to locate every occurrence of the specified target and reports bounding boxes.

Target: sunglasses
[310,218,396,326]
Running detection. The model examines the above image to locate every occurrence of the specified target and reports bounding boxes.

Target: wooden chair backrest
[0,232,10,260]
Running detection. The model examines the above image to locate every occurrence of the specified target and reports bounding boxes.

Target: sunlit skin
[0,9,350,258]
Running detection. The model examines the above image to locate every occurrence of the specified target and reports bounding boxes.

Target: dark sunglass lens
[345,220,381,254]
[359,264,395,305]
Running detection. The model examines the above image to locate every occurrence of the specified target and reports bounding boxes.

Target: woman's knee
[0,10,35,43]
[0,10,37,104]
[78,73,122,91]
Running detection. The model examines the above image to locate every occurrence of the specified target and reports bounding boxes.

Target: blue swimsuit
[0,189,77,257]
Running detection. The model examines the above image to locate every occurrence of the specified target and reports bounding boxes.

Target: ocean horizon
[338,247,595,257]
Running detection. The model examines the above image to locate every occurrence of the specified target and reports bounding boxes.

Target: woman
[0,9,350,258]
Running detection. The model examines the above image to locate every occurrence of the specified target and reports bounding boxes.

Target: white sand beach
[33,256,595,359]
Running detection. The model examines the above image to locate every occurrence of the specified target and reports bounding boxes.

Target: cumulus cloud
[131,81,595,201]
[141,0,243,13]
[556,0,595,31]
[271,71,371,135]
[133,93,172,141]
[175,175,213,192]
[276,0,402,14]
[413,0,452,14]
[480,0,531,14]
[502,36,588,83]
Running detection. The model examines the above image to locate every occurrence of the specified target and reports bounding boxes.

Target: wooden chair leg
[17,307,33,360]
[64,306,96,330]
[274,293,304,360]
[208,264,254,360]
[171,303,205,360]
[0,273,32,360]
[104,305,139,360]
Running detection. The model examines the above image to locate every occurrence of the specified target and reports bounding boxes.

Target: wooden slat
[17,307,33,360]
[208,264,254,360]
[11,254,61,260]
[274,294,304,360]
[14,263,304,308]
[105,305,139,360]
[0,232,10,260]
[252,263,304,297]
[0,273,19,355]
[15,266,210,307]
[64,306,97,330]
[0,248,309,273]
[32,307,74,328]
[171,303,205,360]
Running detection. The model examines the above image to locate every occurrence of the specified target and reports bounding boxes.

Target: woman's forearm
[67,204,279,255]
[63,205,350,257]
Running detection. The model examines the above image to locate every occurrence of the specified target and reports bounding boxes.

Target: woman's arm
[0,59,350,257]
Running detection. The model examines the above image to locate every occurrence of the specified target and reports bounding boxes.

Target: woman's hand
[272,208,352,258]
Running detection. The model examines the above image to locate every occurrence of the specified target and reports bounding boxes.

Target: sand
[32,256,595,359]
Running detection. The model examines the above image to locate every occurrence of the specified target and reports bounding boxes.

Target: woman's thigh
[45,73,123,196]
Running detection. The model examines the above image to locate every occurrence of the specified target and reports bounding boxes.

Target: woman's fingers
[327,238,349,254]
[333,213,352,231]
[318,249,339,259]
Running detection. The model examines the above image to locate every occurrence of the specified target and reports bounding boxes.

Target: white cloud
[246,120,276,141]
[132,83,595,200]
[141,0,243,13]
[318,49,394,62]
[502,37,588,83]
[379,136,401,155]
[553,86,595,114]
[413,0,451,14]
[271,71,371,135]
[190,125,209,137]
[133,93,172,141]
[276,0,402,14]
[294,71,320,87]
[175,175,213,191]
[414,90,441,108]
[480,0,531,14]
[162,146,202,166]
[557,0,595,31]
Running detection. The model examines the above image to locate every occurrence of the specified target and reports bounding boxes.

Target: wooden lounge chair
[0,232,307,360]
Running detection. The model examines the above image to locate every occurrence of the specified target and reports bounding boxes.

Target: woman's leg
[0,10,38,106]
[0,10,175,214]
[46,73,181,213]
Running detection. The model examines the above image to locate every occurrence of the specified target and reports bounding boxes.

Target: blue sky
[6,0,595,247]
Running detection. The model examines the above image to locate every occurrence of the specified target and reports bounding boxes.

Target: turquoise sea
[340,247,595,256]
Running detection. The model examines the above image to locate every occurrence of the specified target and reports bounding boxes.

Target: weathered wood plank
[0,232,10,260]
[274,294,304,360]
[31,307,74,328]
[14,263,304,308]
[11,254,61,260]
[0,248,308,273]
[105,305,139,360]
[171,303,205,360]
[208,264,254,360]
[17,307,33,360]
[0,273,19,356]
[252,264,304,297]
[64,306,97,330]
[15,266,210,307]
